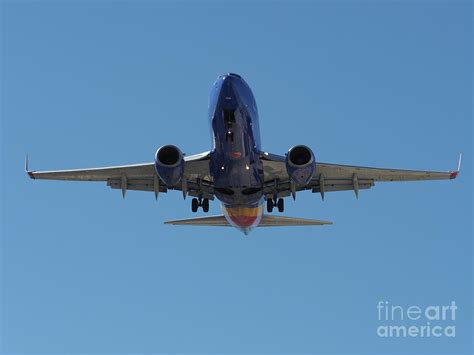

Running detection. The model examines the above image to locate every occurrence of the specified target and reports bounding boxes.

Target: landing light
[245,165,250,170]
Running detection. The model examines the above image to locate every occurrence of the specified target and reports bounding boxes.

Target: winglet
[449,153,462,179]
[457,153,462,172]
[25,154,35,179]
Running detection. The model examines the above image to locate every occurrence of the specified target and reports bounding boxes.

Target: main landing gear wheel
[277,198,284,212]
[202,198,209,213]
[191,197,210,213]
[267,198,284,213]
[191,198,199,213]
[266,198,274,213]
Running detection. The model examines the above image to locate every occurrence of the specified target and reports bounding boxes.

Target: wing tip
[450,153,462,179]
[25,154,35,179]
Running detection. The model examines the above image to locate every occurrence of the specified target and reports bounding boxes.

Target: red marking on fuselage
[228,214,258,228]
[229,151,242,158]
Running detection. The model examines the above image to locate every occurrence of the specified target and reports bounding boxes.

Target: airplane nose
[221,75,238,99]
[221,73,242,84]
[218,73,245,107]
[226,72,242,79]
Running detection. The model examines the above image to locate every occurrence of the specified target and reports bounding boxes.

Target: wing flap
[107,178,166,193]
[263,178,375,198]
[107,177,215,199]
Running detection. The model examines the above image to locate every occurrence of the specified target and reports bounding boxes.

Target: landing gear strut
[191,197,209,213]
[267,198,284,213]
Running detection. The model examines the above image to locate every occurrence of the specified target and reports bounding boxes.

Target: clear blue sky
[1,1,472,354]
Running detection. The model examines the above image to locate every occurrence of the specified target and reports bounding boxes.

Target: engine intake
[286,145,316,185]
[154,145,184,186]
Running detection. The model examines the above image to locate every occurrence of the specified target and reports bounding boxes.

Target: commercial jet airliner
[26,73,461,234]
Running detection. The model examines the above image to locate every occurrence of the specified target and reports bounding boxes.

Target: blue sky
[1,1,472,354]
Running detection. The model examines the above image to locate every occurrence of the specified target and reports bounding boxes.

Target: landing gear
[202,198,209,213]
[191,197,209,213]
[277,198,284,212]
[266,198,284,213]
[266,198,274,213]
[191,198,199,212]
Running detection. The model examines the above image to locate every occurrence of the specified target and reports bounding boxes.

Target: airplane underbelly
[212,158,263,205]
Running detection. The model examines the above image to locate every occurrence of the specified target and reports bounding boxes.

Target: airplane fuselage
[209,73,264,233]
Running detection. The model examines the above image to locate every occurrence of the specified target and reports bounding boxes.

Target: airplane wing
[260,152,461,200]
[26,151,214,199]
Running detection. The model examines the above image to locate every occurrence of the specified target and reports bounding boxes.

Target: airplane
[26,73,461,234]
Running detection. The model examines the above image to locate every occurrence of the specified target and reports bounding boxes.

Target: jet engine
[154,145,184,186]
[286,145,316,185]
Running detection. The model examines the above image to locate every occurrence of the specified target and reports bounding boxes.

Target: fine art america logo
[376,301,457,338]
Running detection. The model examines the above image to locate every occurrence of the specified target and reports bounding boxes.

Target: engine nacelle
[286,145,316,185]
[154,145,184,186]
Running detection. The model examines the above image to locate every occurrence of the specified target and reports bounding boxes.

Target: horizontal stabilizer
[258,215,332,227]
[164,215,332,227]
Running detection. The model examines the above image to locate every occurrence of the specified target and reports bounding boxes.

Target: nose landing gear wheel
[277,198,284,213]
[191,198,199,212]
[266,198,274,213]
